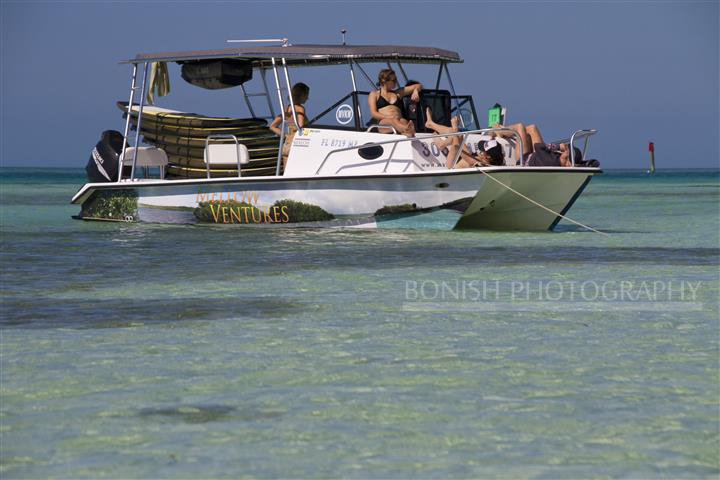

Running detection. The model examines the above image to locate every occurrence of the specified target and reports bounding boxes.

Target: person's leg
[379,117,401,133]
[526,124,545,146]
[558,143,571,167]
[404,119,416,137]
[502,123,533,163]
[433,137,454,151]
[454,148,484,169]
[448,147,478,169]
[432,116,461,151]
[425,108,458,134]
[444,134,469,169]
[380,117,414,137]
[426,111,464,165]
[444,144,458,168]
[443,135,467,167]
[281,135,292,170]
[446,141,472,168]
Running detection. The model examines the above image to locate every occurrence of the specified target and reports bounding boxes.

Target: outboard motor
[86,130,124,182]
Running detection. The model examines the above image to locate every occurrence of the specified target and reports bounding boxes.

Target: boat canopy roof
[123,44,462,67]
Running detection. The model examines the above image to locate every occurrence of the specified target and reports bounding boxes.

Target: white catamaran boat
[71,40,601,230]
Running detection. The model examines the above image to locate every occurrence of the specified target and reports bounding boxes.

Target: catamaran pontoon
[71,40,601,230]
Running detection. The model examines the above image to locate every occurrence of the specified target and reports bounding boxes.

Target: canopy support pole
[118,64,138,182]
[354,62,377,90]
[282,58,299,131]
[435,62,444,90]
[130,62,149,181]
[271,58,286,176]
[395,62,409,84]
[348,59,363,129]
[240,84,257,118]
[443,63,465,128]
[259,68,276,118]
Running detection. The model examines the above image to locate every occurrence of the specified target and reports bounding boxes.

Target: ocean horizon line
[1,166,719,172]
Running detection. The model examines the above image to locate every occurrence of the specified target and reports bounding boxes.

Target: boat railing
[314,127,525,175]
[569,129,597,166]
[550,129,598,166]
[366,125,397,134]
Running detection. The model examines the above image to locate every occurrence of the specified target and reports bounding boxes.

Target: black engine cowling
[86,130,125,182]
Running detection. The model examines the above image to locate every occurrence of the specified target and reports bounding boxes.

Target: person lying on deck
[493,122,581,167]
[368,69,422,138]
[424,108,504,168]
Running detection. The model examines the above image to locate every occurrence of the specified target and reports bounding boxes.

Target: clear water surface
[1,167,718,478]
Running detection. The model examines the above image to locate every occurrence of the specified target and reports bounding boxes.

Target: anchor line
[478,169,609,237]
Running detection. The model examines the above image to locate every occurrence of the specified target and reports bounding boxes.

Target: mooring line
[480,170,609,236]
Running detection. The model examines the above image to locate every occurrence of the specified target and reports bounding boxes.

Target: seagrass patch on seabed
[81,189,138,221]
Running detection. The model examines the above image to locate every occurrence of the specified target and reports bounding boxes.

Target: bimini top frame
[121,44,462,67]
[117,42,466,181]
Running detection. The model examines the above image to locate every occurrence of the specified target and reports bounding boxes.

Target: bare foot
[559,143,571,166]
[405,120,416,138]
[424,107,435,131]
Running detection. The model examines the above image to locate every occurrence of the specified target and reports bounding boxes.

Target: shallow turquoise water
[1,168,718,478]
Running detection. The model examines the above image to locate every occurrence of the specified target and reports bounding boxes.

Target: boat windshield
[306,89,480,132]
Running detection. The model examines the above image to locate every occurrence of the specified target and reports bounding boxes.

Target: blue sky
[1,1,718,169]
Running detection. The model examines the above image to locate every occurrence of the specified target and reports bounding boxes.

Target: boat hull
[71,168,600,231]
[454,171,593,230]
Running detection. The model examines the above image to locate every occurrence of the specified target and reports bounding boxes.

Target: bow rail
[314,127,599,174]
[314,127,524,175]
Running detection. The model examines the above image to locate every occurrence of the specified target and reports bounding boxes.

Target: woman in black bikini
[368,69,422,137]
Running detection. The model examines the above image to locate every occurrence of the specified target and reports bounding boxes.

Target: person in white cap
[424,109,504,168]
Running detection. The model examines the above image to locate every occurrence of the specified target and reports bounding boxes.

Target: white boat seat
[203,143,250,166]
[122,147,168,178]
